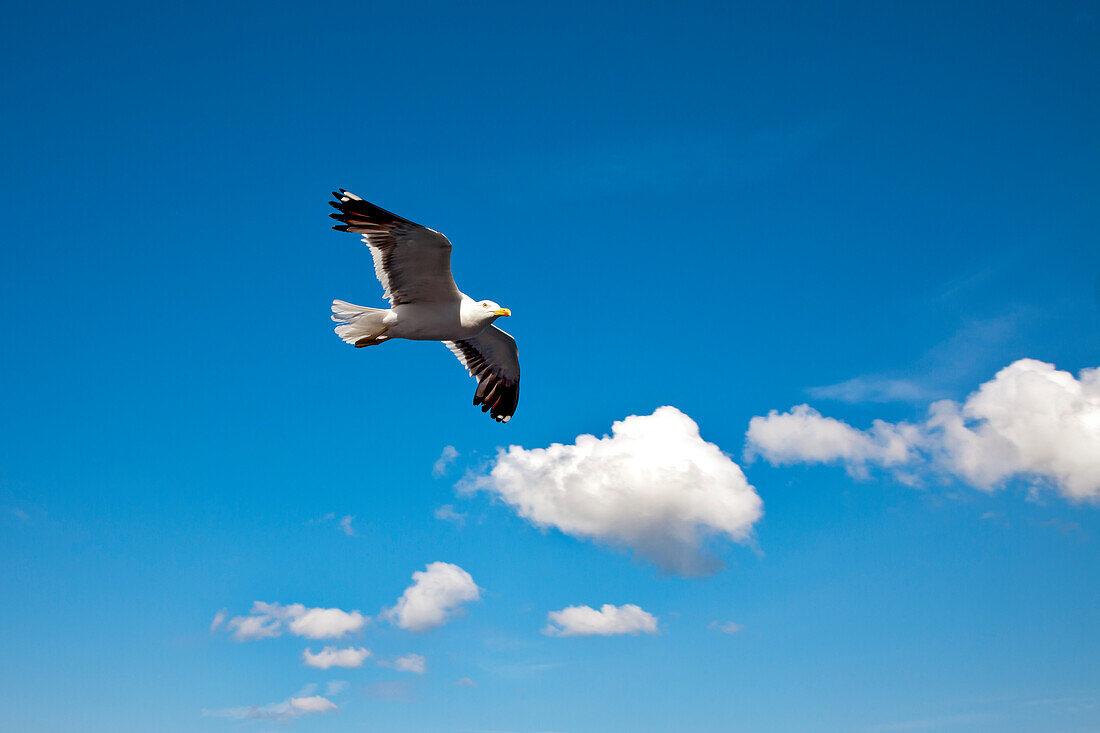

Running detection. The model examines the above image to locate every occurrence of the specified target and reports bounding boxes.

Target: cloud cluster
[380,653,427,674]
[746,359,1100,501]
[225,601,368,641]
[543,603,659,637]
[302,645,371,669]
[466,406,763,575]
[383,562,480,632]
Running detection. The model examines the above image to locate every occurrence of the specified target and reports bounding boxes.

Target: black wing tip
[473,376,519,423]
[326,188,412,227]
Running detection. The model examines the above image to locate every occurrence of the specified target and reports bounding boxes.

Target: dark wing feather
[444,326,520,423]
[329,190,461,305]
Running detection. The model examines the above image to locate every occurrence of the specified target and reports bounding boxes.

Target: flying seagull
[328,190,520,423]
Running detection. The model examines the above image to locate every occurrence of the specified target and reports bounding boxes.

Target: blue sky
[1,1,1099,731]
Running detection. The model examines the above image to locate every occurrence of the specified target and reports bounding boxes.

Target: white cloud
[287,606,368,639]
[709,620,742,634]
[383,562,480,632]
[746,359,1100,501]
[543,603,659,637]
[434,504,466,525]
[209,608,227,633]
[289,695,338,714]
[808,376,934,404]
[203,690,337,720]
[326,680,349,696]
[433,445,459,477]
[380,653,427,674]
[339,515,355,536]
[302,645,371,669]
[455,677,476,687]
[226,602,368,641]
[744,405,919,476]
[465,406,763,575]
[227,611,282,641]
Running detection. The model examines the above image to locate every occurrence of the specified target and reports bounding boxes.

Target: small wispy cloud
[307,512,358,536]
[808,377,935,404]
[434,504,466,526]
[978,511,1009,528]
[455,677,476,687]
[1039,518,1084,536]
[708,620,742,634]
[433,445,459,478]
[379,653,427,674]
[203,685,337,721]
[8,507,29,522]
[807,315,1019,405]
[209,608,228,633]
[339,515,356,536]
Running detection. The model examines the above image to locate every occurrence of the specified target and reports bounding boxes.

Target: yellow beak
[492,308,512,317]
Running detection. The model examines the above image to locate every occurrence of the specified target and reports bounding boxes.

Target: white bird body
[336,298,503,342]
[328,190,521,422]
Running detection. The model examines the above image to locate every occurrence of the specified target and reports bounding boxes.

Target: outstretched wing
[444,326,520,423]
[329,190,462,305]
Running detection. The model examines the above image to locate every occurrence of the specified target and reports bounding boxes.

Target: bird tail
[331,300,391,347]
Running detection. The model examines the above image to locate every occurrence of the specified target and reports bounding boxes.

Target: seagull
[328,190,520,423]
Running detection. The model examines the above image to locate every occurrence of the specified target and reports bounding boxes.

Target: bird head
[477,300,511,321]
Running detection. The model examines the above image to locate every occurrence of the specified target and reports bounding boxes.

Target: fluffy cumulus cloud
[746,359,1100,501]
[466,406,763,575]
[744,405,918,473]
[380,653,427,674]
[302,645,371,669]
[383,562,480,632]
[225,601,368,641]
[543,603,659,637]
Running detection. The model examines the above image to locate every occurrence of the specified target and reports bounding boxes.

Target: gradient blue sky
[2,2,1099,731]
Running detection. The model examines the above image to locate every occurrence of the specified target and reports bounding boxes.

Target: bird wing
[444,326,520,423]
[329,190,462,305]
